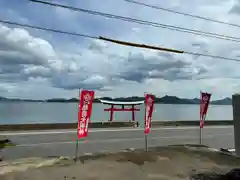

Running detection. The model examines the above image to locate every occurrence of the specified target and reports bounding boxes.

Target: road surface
[1,126,234,160]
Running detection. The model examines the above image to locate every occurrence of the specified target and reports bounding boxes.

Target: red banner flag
[200,92,211,128]
[144,94,155,134]
[78,90,95,139]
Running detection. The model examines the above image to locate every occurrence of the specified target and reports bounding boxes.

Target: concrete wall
[232,94,240,156]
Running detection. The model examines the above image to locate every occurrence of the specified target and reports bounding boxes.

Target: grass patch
[0,142,15,149]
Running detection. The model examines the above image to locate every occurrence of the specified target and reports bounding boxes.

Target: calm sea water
[0,102,233,125]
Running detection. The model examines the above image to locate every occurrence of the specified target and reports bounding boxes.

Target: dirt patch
[190,169,240,180]
[1,145,239,180]
[79,150,159,165]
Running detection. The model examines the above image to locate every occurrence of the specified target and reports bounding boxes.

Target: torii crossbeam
[99,99,144,122]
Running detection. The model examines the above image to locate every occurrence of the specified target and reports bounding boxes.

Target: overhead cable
[29,0,240,43]
[124,0,240,29]
[1,19,239,62]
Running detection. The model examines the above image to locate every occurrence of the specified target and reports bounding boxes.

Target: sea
[0,102,233,125]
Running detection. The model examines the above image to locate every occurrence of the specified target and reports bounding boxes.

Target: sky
[1,0,240,100]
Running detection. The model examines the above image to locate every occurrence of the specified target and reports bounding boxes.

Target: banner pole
[145,134,148,152]
[75,88,81,162]
[200,114,206,145]
[199,127,202,144]
[201,114,206,145]
[75,139,79,162]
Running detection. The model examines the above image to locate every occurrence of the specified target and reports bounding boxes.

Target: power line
[29,0,240,43]
[1,19,240,62]
[0,19,97,39]
[124,0,240,29]
[100,37,240,62]
[184,51,239,61]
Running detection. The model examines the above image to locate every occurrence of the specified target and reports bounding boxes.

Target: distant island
[0,95,232,105]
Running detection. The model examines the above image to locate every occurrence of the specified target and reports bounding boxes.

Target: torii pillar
[232,94,240,156]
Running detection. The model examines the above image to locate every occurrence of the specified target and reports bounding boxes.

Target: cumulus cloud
[113,51,208,82]
[229,0,240,14]
[0,24,57,81]
[0,0,240,99]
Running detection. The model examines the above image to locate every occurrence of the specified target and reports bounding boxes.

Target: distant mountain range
[0,96,233,105]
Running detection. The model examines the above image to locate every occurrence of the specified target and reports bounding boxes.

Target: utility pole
[232,94,240,156]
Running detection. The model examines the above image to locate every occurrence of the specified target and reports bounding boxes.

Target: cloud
[0,0,240,100]
[0,24,60,82]
[114,51,208,82]
[229,0,240,14]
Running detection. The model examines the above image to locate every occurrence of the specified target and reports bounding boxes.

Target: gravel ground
[1,145,240,180]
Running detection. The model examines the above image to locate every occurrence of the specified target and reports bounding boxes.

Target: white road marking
[0,126,232,136]
[12,133,233,147]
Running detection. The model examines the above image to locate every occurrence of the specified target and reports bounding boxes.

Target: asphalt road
[1,126,234,160]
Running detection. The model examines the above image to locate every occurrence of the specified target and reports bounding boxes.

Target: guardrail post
[232,94,240,156]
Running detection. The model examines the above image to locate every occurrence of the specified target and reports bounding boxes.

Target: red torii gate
[99,99,144,122]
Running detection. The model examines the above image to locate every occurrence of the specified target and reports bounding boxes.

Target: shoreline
[0,120,233,131]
